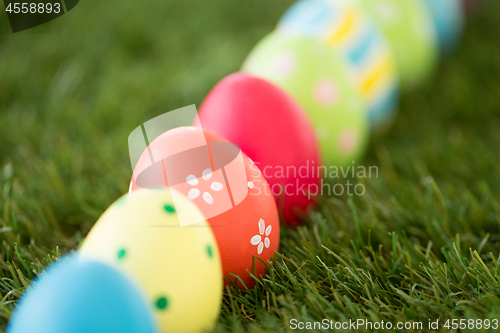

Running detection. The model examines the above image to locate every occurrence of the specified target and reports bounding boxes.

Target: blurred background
[0,0,296,240]
[1,0,500,330]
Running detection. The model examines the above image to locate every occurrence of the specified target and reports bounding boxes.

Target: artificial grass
[1,0,500,332]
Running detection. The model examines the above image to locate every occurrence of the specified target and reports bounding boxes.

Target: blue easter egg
[420,0,464,53]
[7,254,158,333]
[277,0,400,132]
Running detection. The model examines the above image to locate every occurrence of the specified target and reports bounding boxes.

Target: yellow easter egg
[80,188,222,333]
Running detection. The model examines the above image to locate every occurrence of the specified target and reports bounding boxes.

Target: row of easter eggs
[8,188,241,333]
[9,128,283,333]
[198,0,465,225]
[7,0,469,332]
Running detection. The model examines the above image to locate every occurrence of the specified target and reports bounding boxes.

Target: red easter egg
[130,127,280,289]
[195,72,321,226]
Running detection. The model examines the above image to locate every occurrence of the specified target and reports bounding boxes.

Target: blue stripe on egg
[279,0,335,36]
[277,0,400,132]
[347,28,378,66]
[368,86,399,129]
[420,0,464,53]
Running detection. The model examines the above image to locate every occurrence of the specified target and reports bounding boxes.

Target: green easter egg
[243,32,369,167]
[361,0,438,88]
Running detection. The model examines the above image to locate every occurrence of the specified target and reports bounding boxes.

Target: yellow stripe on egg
[327,7,357,45]
[360,52,396,101]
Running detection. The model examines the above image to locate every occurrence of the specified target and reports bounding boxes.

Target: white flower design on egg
[250,218,272,255]
[186,168,223,205]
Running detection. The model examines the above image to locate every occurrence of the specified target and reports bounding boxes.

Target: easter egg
[242,33,369,167]
[360,0,439,88]
[196,72,321,225]
[420,0,464,53]
[7,254,157,333]
[128,128,280,288]
[80,189,222,333]
[277,0,399,131]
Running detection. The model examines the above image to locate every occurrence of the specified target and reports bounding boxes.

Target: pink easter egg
[195,72,322,225]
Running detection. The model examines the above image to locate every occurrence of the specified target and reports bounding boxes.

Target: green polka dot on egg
[206,245,213,258]
[117,248,127,259]
[243,33,369,166]
[163,204,176,213]
[155,296,169,310]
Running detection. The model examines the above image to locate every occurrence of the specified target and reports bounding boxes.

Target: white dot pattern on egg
[80,189,222,333]
[250,218,272,255]
[185,169,224,205]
